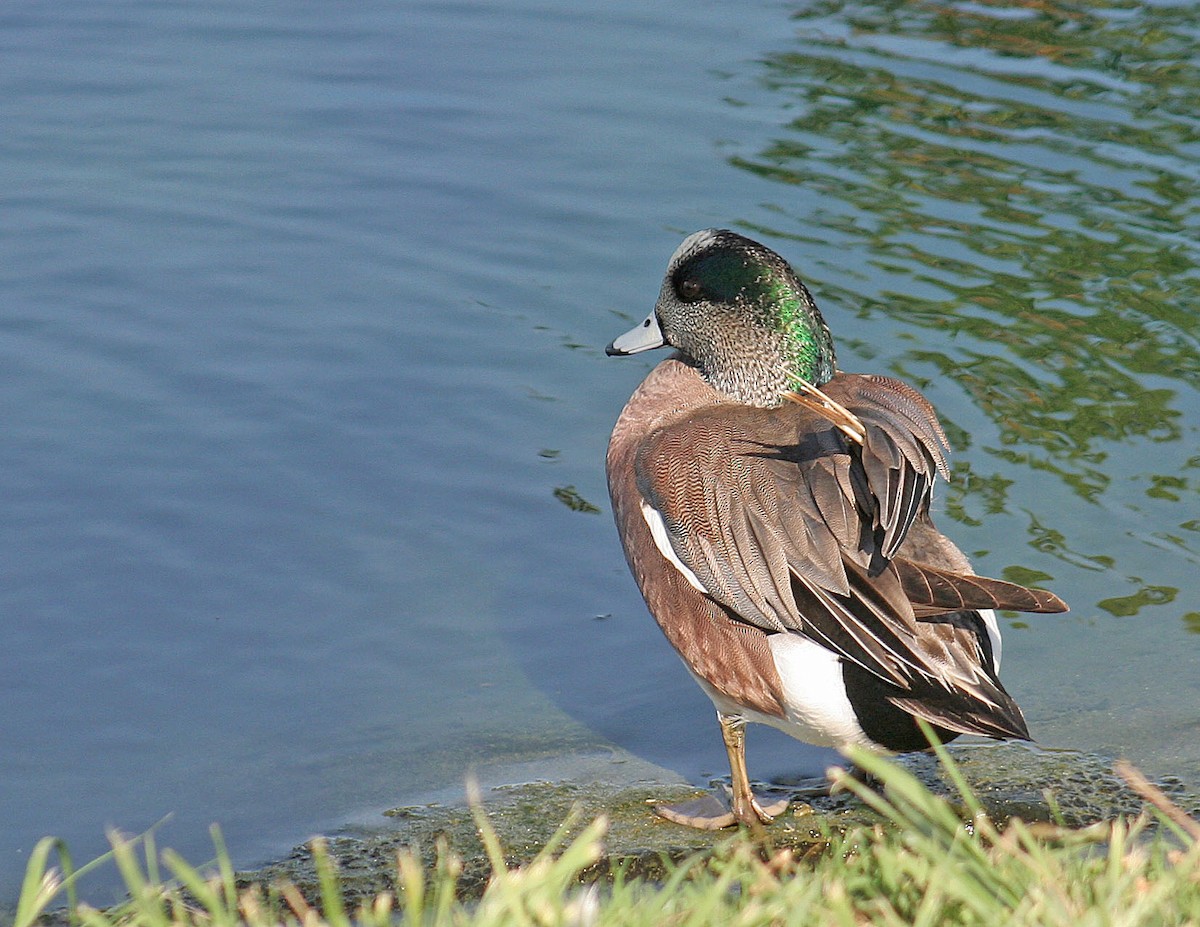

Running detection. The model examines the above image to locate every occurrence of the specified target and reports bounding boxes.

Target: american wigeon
[606,229,1067,830]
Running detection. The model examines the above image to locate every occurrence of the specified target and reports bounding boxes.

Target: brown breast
[606,356,787,718]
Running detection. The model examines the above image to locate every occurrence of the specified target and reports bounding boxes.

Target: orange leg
[719,713,778,830]
[652,713,790,830]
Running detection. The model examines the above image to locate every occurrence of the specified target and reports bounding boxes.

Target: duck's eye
[676,278,704,303]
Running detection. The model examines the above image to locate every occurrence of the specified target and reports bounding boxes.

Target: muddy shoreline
[240,742,1198,907]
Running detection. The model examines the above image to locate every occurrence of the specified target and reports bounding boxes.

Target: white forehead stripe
[669,228,720,269]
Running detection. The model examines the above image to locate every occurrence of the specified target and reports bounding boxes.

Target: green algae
[237,742,1198,909]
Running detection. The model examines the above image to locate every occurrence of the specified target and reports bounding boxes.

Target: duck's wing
[634,374,1063,697]
[840,617,1031,743]
[894,558,1067,618]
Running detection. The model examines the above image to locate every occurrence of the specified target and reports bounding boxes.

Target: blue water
[3,0,1199,906]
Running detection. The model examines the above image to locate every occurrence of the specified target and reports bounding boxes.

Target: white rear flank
[765,634,872,747]
[689,632,872,749]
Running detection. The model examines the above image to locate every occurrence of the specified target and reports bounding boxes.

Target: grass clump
[12,733,1200,927]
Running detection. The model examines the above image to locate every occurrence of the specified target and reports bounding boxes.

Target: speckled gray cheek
[654,295,693,355]
[696,314,789,408]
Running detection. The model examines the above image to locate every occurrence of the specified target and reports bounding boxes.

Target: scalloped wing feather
[633,372,1065,706]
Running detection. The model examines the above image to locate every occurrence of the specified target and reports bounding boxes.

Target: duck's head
[607,229,836,408]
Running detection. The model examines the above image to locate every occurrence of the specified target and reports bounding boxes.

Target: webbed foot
[653,788,790,830]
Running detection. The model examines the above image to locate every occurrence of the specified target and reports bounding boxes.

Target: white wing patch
[979,608,1002,672]
[640,501,708,594]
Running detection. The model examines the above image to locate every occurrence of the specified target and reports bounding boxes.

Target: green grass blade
[310,838,348,927]
[13,837,73,927]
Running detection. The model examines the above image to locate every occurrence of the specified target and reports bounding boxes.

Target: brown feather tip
[894,558,1069,616]
[784,381,866,445]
